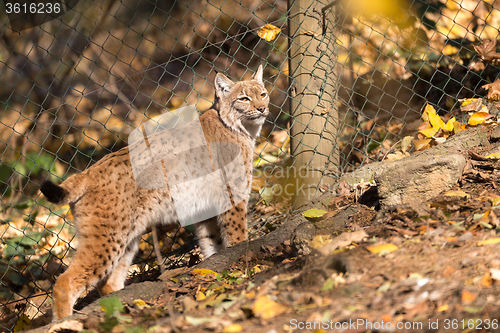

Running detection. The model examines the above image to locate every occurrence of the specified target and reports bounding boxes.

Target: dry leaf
[302,208,328,222]
[460,98,483,112]
[222,324,243,332]
[443,189,470,198]
[482,271,493,288]
[474,39,500,63]
[486,152,500,159]
[48,320,83,333]
[132,299,149,309]
[317,230,368,256]
[413,138,432,151]
[483,79,500,101]
[461,290,476,303]
[490,268,500,281]
[251,295,289,320]
[257,24,281,42]
[309,234,333,249]
[478,238,500,246]
[468,111,494,125]
[190,268,217,277]
[366,243,398,254]
[401,136,413,153]
[159,267,190,281]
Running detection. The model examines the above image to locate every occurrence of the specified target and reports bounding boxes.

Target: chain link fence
[0,0,499,330]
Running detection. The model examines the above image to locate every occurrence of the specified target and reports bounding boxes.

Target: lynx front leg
[219,201,248,247]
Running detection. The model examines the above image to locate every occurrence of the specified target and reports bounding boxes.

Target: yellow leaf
[251,295,289,320]
[14,315,30,332]
[191,268,217,277]
[302,208,328,220]
[478,238,500,246]
[366,243,398,254]
[443,190,470,198]
[257,24,281,42]
[196,291,206,301]
[413,138,432,151]
[461,98,478,107]
[424,104,446,129]
[453,120,465,134]
[222,324,243,333]
[133,299,148,309]
[437,304,449,312]
[418,127,439,138]
[486,152,500,159]
[490,197,500,206]
[443,117,456,132]
[309,234,333,249]
[468,111,493,126]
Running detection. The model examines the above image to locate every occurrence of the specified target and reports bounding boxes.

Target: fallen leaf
[437,304,449,312]
[14,315,31,332]
[460,98,483,112]
[474,39,500,63]
[461,290,476,303]
[222,324,243,332]
[317,230,368,256]
[461,98,480,107]
[132,299,149,309]
[413,138,432,151]
[302,208,328,220]
[468,111,494,126]
[381,314,392,323]
[159,267,190,281]
[443,189,470,198]
[196,291,206,301]
[486,152,500,159]
[257,24,281,42]
[48,320,83,333]
[401,136,413,153]
[251,295,289,320]
[191,268,217,278]
[185,316,218,326]
[481,271,493,288]
[309,234,333,249]
[483,79,500,101]
[478,238,500,246]
[366,243,398,254]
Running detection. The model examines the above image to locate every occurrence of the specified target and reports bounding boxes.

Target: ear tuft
[252,64,264,85]
[215,73,235,96]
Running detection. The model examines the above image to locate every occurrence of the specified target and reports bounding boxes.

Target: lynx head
[213,65,269,139]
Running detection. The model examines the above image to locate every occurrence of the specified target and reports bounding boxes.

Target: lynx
[41,65,269,321]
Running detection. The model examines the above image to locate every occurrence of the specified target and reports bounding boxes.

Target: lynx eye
[261,92,268,98]
[239,97,250,102]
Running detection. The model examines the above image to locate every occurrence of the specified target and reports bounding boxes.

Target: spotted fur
[41,65,269,321]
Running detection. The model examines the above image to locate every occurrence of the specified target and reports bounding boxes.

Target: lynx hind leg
[52,233,128,321]
[195,217,224,258]
[219,201,248,247]
[97,236,140,296]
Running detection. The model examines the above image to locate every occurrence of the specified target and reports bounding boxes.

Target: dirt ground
[23,125,500,333]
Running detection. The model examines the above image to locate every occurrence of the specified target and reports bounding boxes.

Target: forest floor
[22,124,500,333]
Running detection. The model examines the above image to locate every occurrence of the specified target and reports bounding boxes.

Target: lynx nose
[257,106,266,113]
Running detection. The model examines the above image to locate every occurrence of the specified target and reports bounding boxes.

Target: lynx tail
[41,181,68,204]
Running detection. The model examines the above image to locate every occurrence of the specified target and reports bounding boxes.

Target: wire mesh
[0,0,499,330]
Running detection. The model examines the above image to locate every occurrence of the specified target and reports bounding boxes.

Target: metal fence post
[288,0,339,207]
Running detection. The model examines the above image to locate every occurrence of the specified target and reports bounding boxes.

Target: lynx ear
[251,64,264,86]
[215,73,235,97]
